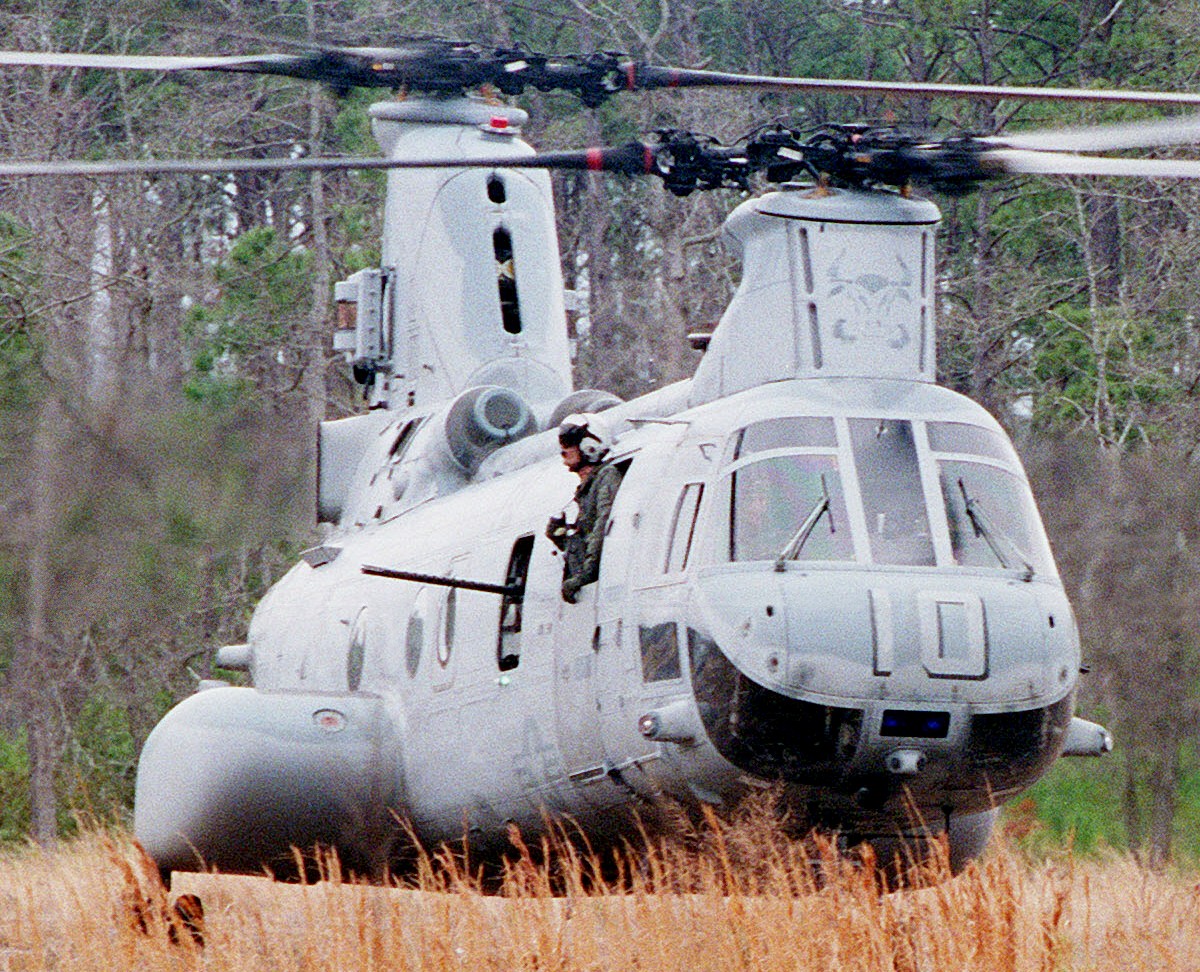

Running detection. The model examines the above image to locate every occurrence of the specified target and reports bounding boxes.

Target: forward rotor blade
[0,144,660,179]
[9,139,1200,186]
[985,113,1200,153]
[982,149,1200,179]
[631,65,1200,109]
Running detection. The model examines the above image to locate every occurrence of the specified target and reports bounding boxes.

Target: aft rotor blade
[631,65,1200,109]
[0,47,477,88]
[0,50,304,74]
[0,144,660,178]
[985,113,1200,153]
[9,47,1200,108]
[983,149,1200,179]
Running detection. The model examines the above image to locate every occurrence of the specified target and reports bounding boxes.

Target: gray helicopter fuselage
[135,373,1079,873]
[133,99,1107,877]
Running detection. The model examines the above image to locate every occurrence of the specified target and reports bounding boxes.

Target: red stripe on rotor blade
[586,148,604,171]
[669,69,681,89]
[643,145,655,173]
[625,62,636,90]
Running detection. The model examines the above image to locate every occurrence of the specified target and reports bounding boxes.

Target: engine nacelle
[442,384,536,475]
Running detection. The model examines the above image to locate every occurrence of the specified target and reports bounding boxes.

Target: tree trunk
[969,187,1000,413]
[1072,185,1116,443]
[15,395,66,847]
[26,715,58,846]
[1148,741,1180,869]
[1079,0,1124,305]
[1121,764,1143,862]
[301,0,330,522]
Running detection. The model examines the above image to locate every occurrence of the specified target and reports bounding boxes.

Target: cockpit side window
[664,483,704,573]
[849,418,935,567]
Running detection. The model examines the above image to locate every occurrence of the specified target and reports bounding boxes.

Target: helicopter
[9,38,1196,882]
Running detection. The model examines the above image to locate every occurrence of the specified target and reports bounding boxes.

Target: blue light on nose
[880,709,950,739]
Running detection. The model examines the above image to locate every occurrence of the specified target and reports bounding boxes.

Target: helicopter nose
[691,565,1072,707]
[685,565,1081,801]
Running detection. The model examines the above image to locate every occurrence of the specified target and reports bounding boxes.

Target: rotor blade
[0,50,303,73]
[0,47,475,88]
[0,144,660,179]
[631,65,1200,109]
[10,46,1200,108]
[982,149,1200,179]
[984,113,1200,153]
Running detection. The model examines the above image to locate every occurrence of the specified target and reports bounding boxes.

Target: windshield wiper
[774,474,835,572]
[957,478,1035,581]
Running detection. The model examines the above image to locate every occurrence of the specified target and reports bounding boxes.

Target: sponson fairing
[134,135,1102,878]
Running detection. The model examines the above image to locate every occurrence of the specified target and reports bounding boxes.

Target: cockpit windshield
[930,423,1054,575]
[727,416,852,562]
[719,415,1055,575]
[849,418,935,567]
[730,454,853,562]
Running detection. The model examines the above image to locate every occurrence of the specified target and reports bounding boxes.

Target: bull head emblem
[826,250,915,349]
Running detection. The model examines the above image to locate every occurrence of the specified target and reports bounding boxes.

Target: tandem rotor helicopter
[9,36,1200,882]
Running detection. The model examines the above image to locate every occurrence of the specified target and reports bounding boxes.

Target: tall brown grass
[1,807,1198,972]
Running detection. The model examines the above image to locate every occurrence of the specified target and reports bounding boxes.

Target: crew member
[546,413,622,603]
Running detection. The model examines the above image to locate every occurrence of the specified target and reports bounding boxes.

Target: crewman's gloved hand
[546,514,568,547]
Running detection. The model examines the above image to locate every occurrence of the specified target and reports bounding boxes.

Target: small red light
[489,116,509,130]
[313,708,347,732]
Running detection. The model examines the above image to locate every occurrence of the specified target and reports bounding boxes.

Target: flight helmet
[557,413,612,463]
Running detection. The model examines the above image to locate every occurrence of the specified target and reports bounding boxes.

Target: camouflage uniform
[547,462,623,602]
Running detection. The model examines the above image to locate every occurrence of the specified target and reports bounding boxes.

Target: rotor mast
[338,95,574,413]
[690,186,941,408]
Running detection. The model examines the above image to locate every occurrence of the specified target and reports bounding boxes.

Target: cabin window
[729,454,852,563]
[849,418,935,567]
[388,418,422,462]
[497,534,535,672]
[405,614,423,678]
[347,608,367,691]
[664,483,704,573]
[493,227,522,334]
[438,588,456,667]
[388,418,424,501]
[639,622,681,682]
[487,174,507,204]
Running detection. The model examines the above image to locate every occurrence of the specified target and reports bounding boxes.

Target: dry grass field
[1,814,1198,972]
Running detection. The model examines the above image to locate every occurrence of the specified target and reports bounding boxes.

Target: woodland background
[0,0,1197,867]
